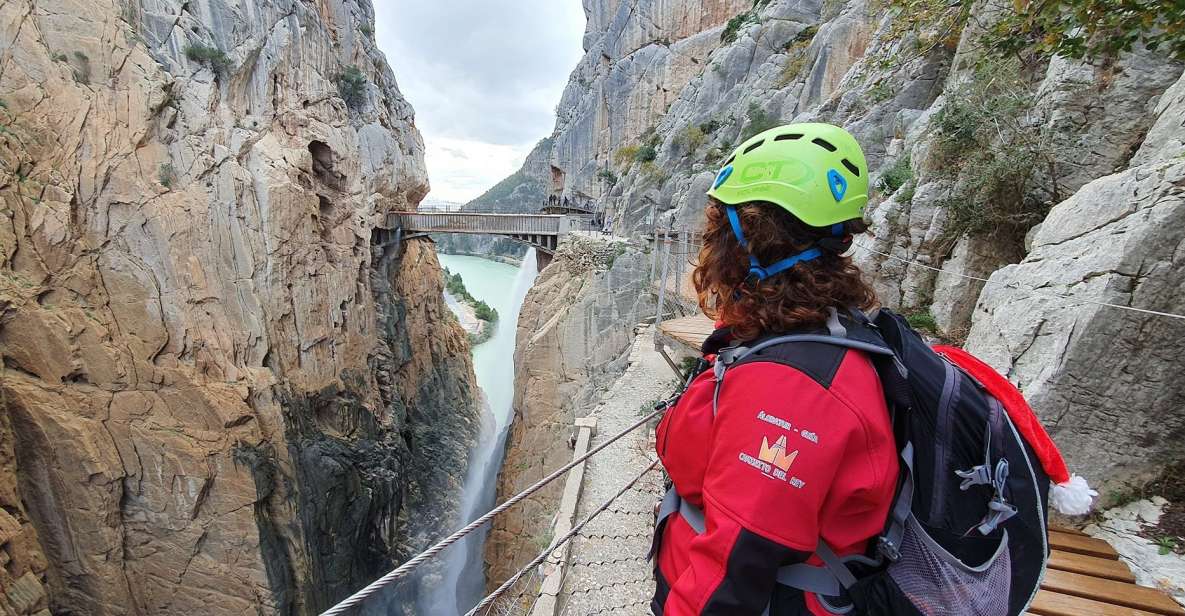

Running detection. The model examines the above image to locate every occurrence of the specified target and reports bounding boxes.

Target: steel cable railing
[318,406,667,616]
[464,459,662,616]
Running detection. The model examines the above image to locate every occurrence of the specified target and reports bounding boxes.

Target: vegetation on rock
[336,65,368,110]
[184,43,231,73]
[930,59,1057,243]
[722,0,771,44]
[614,145,640,167]
[877,153,913,200]
[740,102,780,142]
[675,125,706,153]
[985,0,1185,61]
[779,25,818,86]
[722,13,756,44]
[444,268,499,342]
[159,163,176,189]
[698,119,722,134]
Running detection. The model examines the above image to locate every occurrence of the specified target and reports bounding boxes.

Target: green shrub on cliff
[878,153,913,197]
[740,103,780,142]
[184,43,231,73]
[675,125,706,153]
[635,144,658,163]
[722,9,760,44]
[985,0,1185,61]
[336,66,368,110]
[444,268,498,326]
[930,59,1057,243]
[778,25,818,86]
[473,301,499,324]
[614,145,640,168]
[159,163,177,189]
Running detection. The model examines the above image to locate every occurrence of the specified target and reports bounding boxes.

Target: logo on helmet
[827,169,848,202]
[736,160,811,184]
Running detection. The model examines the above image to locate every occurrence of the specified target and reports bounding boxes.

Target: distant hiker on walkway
[649,123,1085,615]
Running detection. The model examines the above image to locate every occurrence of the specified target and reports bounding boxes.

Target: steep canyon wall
[0,1,479,614]
[485,236,652,586]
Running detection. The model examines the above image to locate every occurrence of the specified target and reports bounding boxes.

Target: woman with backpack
[651,123,898,615]
[650,123,1093,616]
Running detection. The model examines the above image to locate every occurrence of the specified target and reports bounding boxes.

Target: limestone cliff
[0,1,480,614]
[491,0,1185,502]
[485,235,653,586]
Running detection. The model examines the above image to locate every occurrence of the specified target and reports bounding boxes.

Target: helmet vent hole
[774,133,803,141]
[842,158,861,176]
[812,138,837,152]
[724,155,736,166]
[743,140,765,155]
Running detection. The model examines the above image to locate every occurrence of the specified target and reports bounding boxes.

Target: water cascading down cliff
[0,2,482,615]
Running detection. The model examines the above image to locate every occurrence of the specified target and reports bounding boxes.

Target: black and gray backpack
[667,308,1056,615]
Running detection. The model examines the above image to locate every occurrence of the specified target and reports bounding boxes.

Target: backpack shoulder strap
[712,323,908,417]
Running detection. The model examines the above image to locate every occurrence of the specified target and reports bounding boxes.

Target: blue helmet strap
[725,205,845,283]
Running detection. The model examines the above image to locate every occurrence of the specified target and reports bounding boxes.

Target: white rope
[853,242,1185,322]
[465,459,662,616]
[318,406,667,616]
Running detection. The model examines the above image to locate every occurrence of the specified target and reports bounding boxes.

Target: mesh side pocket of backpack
[886,516,1011,616]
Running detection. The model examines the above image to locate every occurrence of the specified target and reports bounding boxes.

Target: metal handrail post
[655,225,672,331]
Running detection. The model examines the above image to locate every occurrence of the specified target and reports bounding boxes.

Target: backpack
[657,308,1091,616]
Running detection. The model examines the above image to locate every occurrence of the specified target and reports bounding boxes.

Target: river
[421,250,538,614]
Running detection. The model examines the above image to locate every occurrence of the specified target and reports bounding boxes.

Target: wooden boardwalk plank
[1030,590,1163,616]
[1049,549,1137,583]
[1041,569,1185,615]
[1050,530,1121,560]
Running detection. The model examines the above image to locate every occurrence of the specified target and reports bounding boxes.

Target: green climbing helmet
[707,122,869,228]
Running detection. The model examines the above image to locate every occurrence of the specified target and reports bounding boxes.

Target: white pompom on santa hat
[934,346,1098,516]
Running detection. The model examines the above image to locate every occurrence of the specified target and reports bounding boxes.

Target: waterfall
[419,249,539,615]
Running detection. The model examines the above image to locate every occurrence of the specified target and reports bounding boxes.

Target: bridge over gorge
[373,210,597,269]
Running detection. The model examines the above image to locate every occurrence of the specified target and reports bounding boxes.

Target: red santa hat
[934,345,1097,516]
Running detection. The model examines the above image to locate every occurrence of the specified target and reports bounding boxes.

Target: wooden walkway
[656,314,1185,616]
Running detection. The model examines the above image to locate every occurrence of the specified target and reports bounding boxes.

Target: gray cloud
[374,0,586,146]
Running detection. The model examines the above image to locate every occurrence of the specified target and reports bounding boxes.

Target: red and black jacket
[653,325,899,615]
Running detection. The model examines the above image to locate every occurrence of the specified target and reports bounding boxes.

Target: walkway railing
[648,226,703,330]
[392,212,568,236]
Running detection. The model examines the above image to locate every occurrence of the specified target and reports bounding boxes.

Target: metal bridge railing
[393,212,566,236]
[649,227,703,330]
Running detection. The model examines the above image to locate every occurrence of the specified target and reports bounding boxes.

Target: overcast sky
[374,2,587,204]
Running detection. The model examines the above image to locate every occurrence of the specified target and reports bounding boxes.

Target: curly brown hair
[693,198,878,342]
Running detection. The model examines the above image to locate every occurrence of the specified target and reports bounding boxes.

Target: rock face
[964,89,1185,490]
[0,1,479,615]
[486,235,653,586]
[489,0,1185,540]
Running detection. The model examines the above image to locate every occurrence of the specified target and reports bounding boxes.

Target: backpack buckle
[877,536,901,562]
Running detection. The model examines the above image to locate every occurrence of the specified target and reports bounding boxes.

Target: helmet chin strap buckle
[726,204,829,285]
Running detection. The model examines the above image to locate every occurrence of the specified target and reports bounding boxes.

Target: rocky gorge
[0,1,480,615]
[487,0,1185,591]
[0,0,1182,611]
